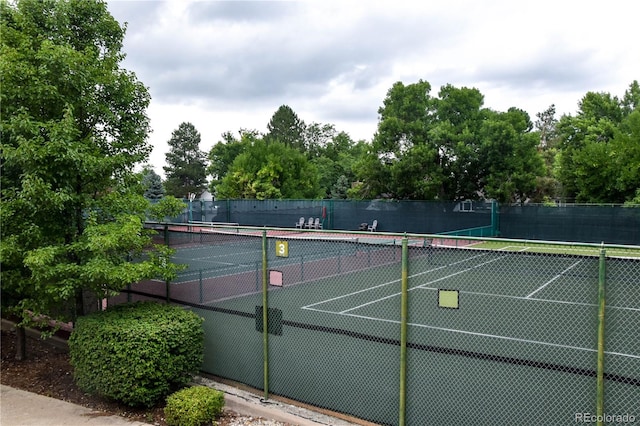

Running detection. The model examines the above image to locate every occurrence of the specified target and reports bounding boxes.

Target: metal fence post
[262,229,269,400]
[399,237,409,426]
[596,244,607,425]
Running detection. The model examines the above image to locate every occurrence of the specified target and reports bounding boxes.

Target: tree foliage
[478,108,543,203]
[206,130,251,195]
[358,81,542,202]
[0,0,173,341]
[556,82,640,202]
[163,122,208,198]
[309,129,368,198]
[264,105,306,150]
[216,134,320,199]
[141,166,165,200]
[204,80,638,204]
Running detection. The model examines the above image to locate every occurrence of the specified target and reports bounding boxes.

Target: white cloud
[106,0,640,176]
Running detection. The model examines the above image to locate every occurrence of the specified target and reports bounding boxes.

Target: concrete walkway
[0,383,361,426]
[1,385,148,425]
[0,320,364,426]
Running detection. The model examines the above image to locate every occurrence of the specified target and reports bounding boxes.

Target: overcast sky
[105,0,639,176]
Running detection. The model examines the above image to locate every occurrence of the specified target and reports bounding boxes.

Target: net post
[262,229,269,400]
[596,243,607,425]
[398,237,409,426]
[491,199,499,236]
[394,239,397,261]
[255,262,260,292]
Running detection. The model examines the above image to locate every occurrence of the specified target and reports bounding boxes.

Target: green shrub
[164,386,225,426]
[68,301,204,407]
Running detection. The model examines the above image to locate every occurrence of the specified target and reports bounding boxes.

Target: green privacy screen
[169,199,639,245]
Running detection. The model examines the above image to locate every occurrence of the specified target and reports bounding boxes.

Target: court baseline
[301,253,639,360]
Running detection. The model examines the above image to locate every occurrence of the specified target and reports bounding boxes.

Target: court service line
[303,307,640,360]
[302,252,491,309]
[415,287,640,313]
[173,249,262,262]
[525,260,582,298]
[338,255,508,314]
[173,263,257,282]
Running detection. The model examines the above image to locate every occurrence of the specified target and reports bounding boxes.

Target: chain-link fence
[163,199,497,235]
[162,198,640,244]
[111,224,640,425]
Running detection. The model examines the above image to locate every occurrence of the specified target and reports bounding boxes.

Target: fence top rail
[145,221,640,252]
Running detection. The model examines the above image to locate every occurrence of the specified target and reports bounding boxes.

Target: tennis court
[122,227,640,424]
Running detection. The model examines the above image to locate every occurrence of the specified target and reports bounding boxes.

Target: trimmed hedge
[69,301,204,407]
[164,386,225,426]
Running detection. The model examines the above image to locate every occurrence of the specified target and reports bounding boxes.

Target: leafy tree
[614,109,640,198]
[622,80,640,115]
[164,122,208,198]
[478,108,543,203]
[389,143,444,199]
[428,84,486,199]
[366,81,486,200]
[0,0,173,358]
[216,135,321,199]
[374,80,433,160]
[264,105,306,151]
[304,122,337,158]
[555,82,640,202]
[363,80,435,199]
[625,188,640,206]
[350,146,392,199]
[148,195,187,224]
[141,166,165,200]
[206,130,250,195]
[310,130,368,198]
[362,80,545,202]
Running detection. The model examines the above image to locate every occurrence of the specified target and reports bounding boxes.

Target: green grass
[470,240,640,258]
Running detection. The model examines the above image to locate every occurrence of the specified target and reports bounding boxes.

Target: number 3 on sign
[275,240,289,257]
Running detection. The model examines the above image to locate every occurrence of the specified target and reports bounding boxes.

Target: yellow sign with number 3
[275,240,289,257]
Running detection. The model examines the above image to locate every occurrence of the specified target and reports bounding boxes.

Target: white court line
[173,263,256,282]
[173,249,261,262]
[499,246,530,252]
[303,307,640,360]
[339,255,508,314]
[302,252,491,309]
[414,287,640,313]
[525,260,582,298]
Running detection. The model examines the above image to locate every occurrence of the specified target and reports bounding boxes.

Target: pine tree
[265,105,306,151]
[163,122,208,198]
[141,167,165,200]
